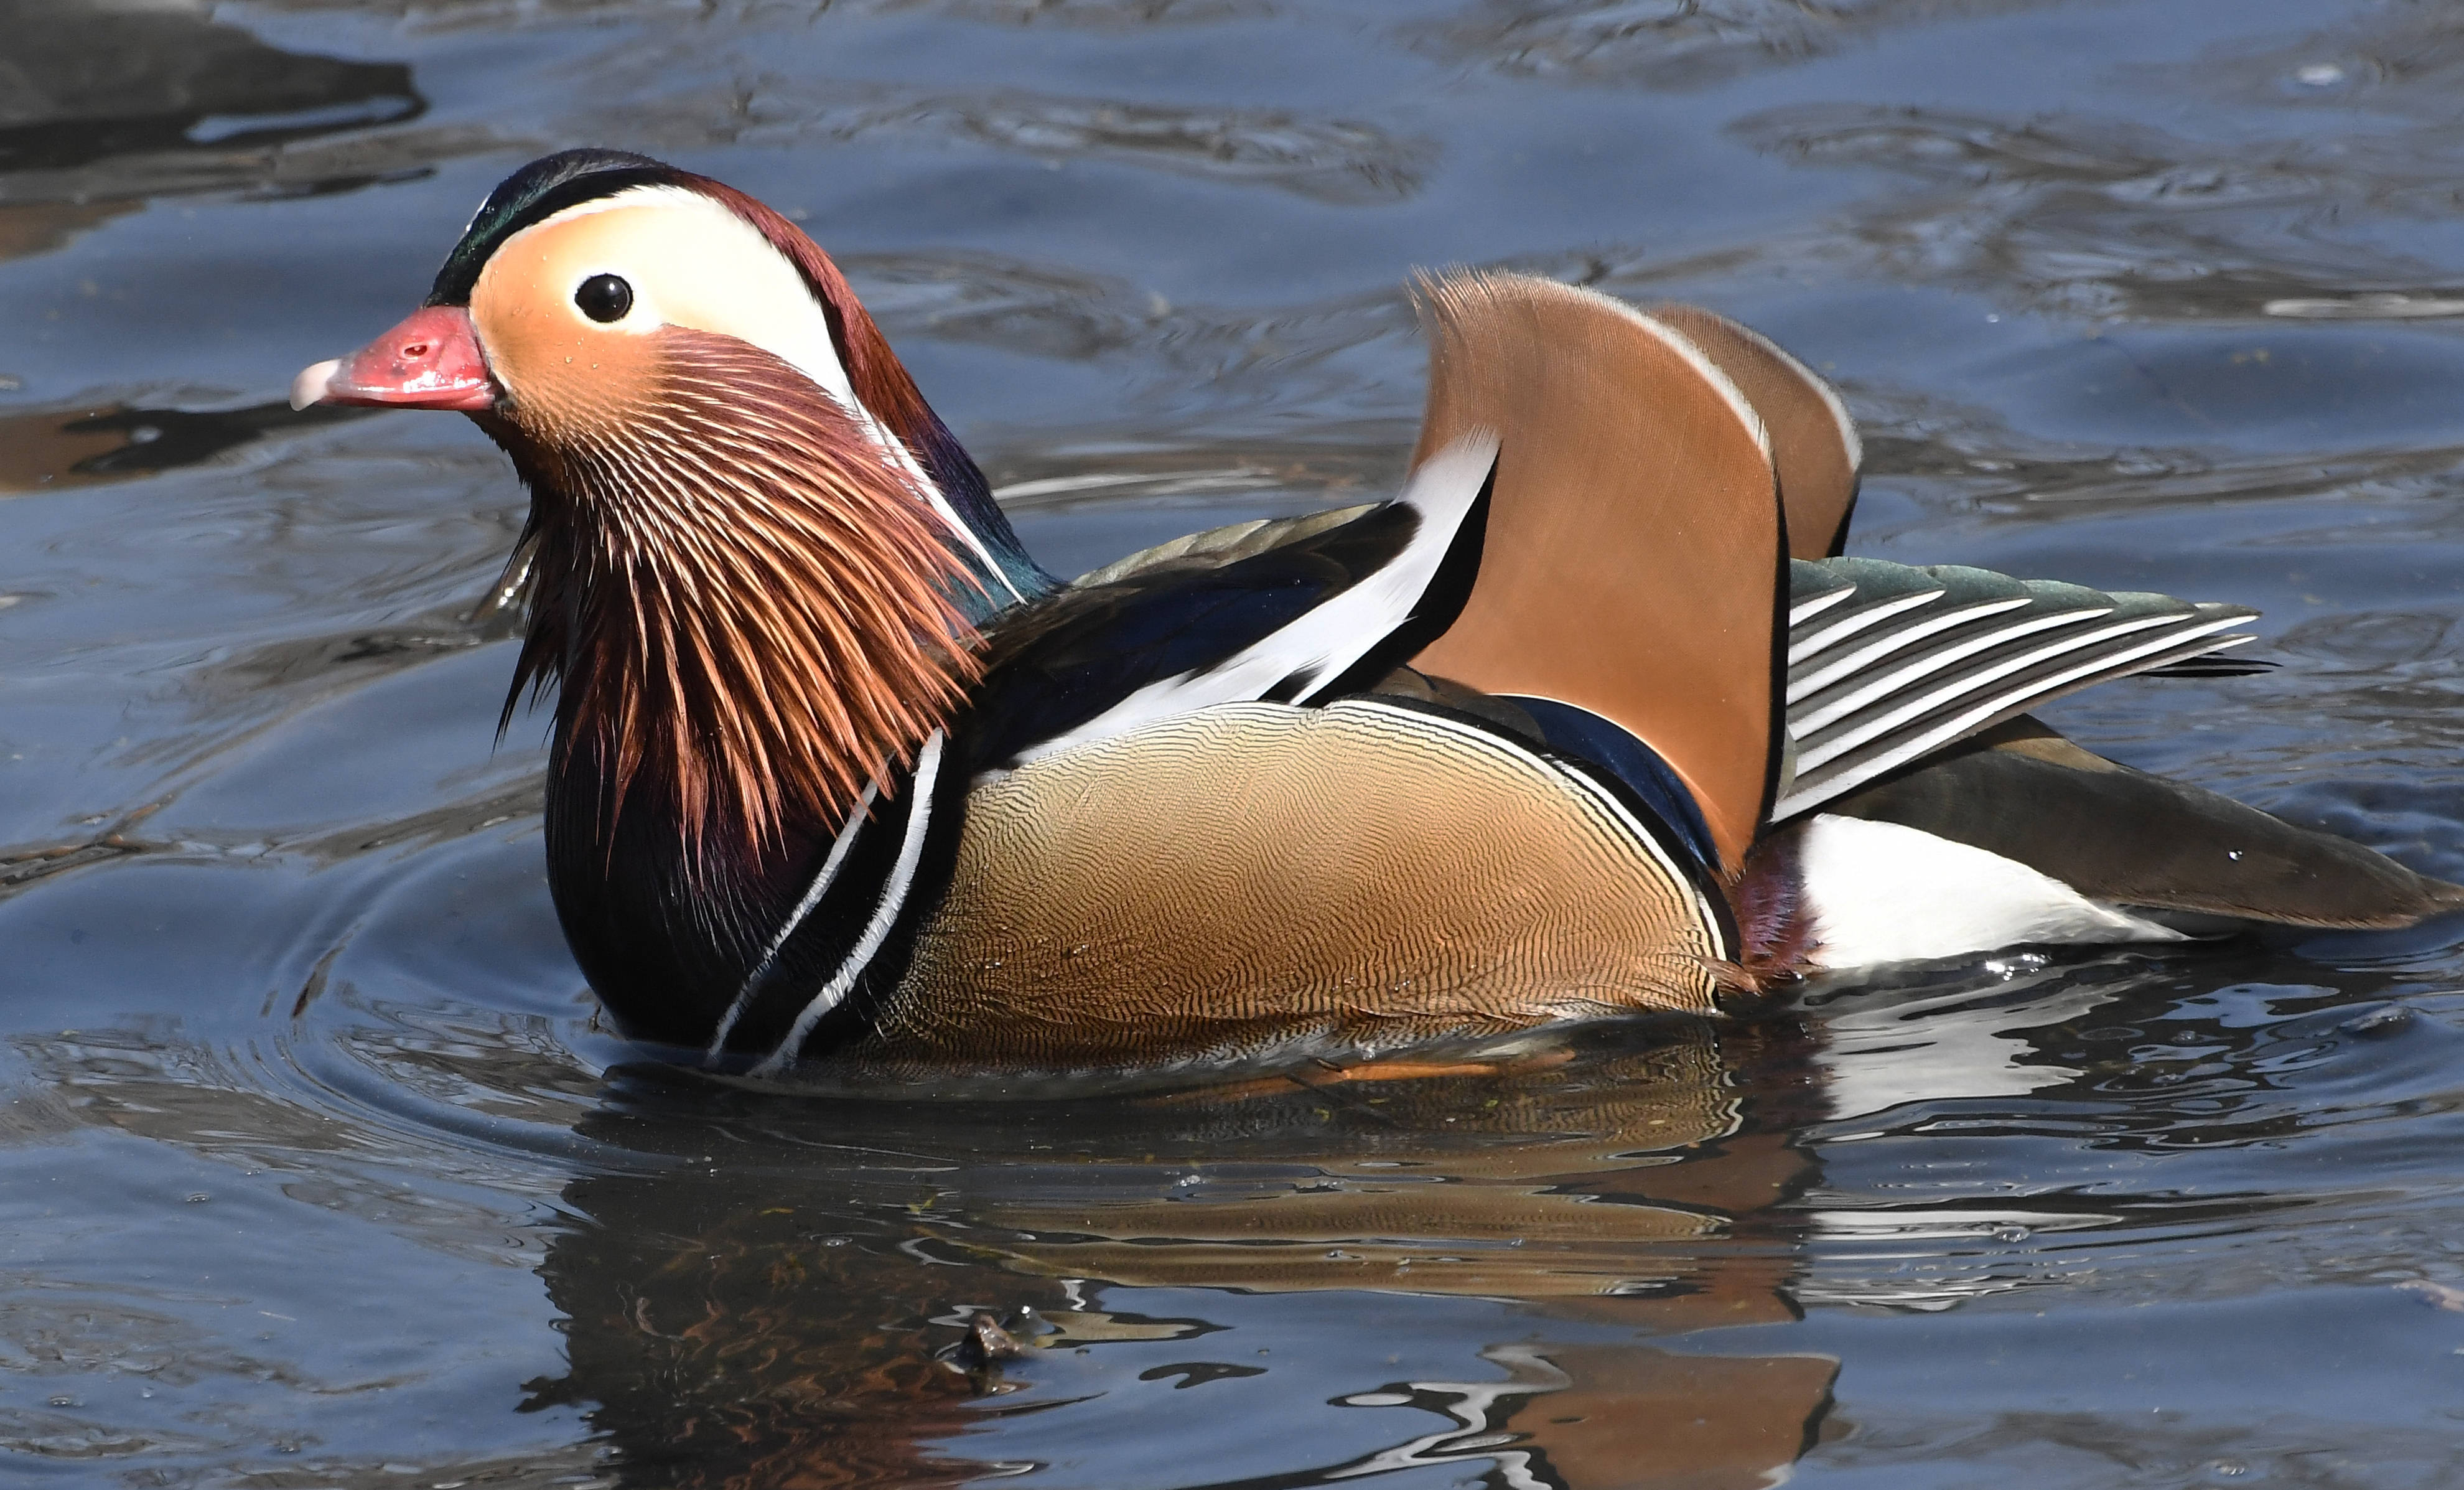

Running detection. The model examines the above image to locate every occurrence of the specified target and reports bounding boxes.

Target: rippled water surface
[11,0,2464,1484]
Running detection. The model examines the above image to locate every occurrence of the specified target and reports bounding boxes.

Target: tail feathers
[1648,303,1862,560]
[1404,271,1787,873]
[1825,716,2464,931]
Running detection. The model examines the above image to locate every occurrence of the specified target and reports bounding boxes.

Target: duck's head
[294,150,1038,866]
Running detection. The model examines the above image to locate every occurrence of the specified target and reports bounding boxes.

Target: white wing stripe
[1009,436,1500,766]
[1788,584,1858,627]
[1786,595,2033,705]
[1790,588,1946,661]
[1791,604,2114,733]
[1773,627,2249,819]
[1794,612,2244,775]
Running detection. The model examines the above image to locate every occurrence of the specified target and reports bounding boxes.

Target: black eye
[574,273,633,323]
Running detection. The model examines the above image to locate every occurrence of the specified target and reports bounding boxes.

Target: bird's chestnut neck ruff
[490,327,983,871]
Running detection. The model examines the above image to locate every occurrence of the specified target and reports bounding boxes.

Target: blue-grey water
[9,1,2464,1484]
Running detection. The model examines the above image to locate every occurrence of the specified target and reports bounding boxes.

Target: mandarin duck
[292,149,2463,1075]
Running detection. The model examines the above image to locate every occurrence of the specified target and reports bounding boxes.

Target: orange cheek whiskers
[488,329,981,877]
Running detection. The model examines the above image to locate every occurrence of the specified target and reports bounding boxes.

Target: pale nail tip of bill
[289,358,341,411]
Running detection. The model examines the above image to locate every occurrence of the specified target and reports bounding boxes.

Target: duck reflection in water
[523,1016,1836,1490]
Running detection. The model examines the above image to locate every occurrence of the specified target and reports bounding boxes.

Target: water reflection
[1799,941,2464,1314]
[1414,0,2065,90]
[532,1021,1836,1488]
[1730,72,2464,324]
[0,399,363,494]
[0,0,417,174]
[10,919,2464,1483]
[0,0,445,230]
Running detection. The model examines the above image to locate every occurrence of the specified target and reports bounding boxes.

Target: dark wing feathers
[964,503,1422,771]
[1068,505,1379,589]
[1773,557,2256,821]
[2141,654,2280,678]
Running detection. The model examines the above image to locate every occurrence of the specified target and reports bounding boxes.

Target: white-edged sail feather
[1773,558,2256,820]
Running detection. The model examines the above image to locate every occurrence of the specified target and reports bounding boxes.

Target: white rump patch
[1797,812,2182,968]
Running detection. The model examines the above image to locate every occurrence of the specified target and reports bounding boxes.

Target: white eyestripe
[1010,434,1500,766]
[522,187,1023,603]
[705,774,884,1057]
[749,729,946,1076]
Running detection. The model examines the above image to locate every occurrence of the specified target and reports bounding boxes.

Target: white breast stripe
[750,729,946,1075]
[1009,436,1501,766]
[706,774,884,1057]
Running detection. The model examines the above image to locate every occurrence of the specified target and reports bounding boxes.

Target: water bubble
[2294,63,2346,87]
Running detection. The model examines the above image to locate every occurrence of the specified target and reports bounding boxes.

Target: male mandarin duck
[292,149,2462,1075]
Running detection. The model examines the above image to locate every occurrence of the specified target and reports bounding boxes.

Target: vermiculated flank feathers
[492,330,981,869]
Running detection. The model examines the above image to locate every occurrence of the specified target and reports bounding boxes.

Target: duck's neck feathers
[492,329,985,885]
[686,176,1052,611]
